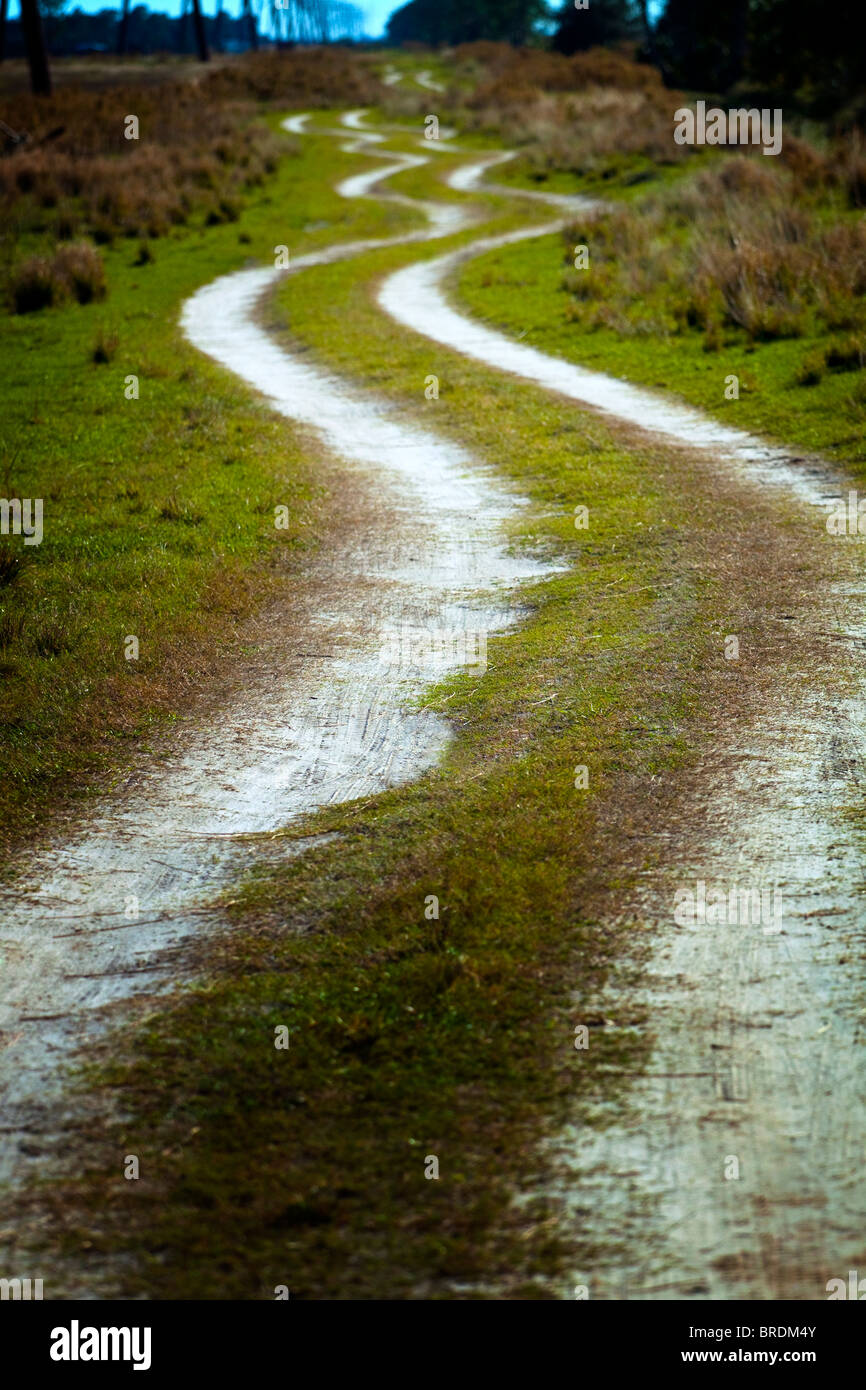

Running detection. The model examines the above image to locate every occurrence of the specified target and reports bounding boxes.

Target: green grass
[0,115,428,849]
[486,148,702,201]
[456,211,866,473]
[22,120,831,1298]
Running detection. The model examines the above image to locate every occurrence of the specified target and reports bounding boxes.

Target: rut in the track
[301,110,866,1298]
[0,115,551,1195]
[356,113,866,1299]
[2,109,864,1302]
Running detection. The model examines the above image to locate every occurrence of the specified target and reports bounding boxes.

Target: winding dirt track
[352,108,866,1300]
[2,108,865,1300]
[0,114,551,1192]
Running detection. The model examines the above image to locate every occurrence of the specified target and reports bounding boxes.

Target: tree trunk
[729,0,749,89]
[637,0,668,84]
[191,0,210,61]
[116,0,130,55]
[19,0,52,95]
[244,0,258,50]
[637,0,656,64]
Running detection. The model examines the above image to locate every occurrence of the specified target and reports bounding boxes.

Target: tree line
[5,0,866,114]
[387,0,866,112]
[2,0,363,93]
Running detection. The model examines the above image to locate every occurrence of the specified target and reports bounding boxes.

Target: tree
[244,0,258,49]
[651,0,866,106]
[653,0,749,92]
[635,0,663,75]
[747,0,866,109]
[190,0,209,61]
[552,0,640,56]
[20,0,52,94]
[387,0,544,46]
[117,0,130,54]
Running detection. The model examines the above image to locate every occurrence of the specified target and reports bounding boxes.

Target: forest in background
[1,1,864,116]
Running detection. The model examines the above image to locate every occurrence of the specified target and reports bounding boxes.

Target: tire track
[336,110,866,1299]
[3,105,864,1304]
[0,113,553,1196]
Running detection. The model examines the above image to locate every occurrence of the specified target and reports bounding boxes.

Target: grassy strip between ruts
[456,188,866,476]
[16,123,831,1298]
[0,114,429,853]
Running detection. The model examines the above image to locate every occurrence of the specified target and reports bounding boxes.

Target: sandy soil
[0,115,551,1192]
[368,130,866,1300]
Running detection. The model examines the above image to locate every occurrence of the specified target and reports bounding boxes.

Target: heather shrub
[826,335,864,370]
[439,44,680,177]
[563,150,866,345]
[53,241,106,304]
[11,242,105,313]
[10,255,61,313]
[0,57,295,306]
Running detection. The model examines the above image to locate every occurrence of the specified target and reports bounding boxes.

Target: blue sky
[11,0,666,45]
[9,0,400,38]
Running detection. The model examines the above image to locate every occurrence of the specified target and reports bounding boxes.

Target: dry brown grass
[0,85,282,255]
[0,49,382,308]
[441,46,687,174]
[563,148,866,344]
[200,47,383,106]
[458,43,664,101]
[827,128,866,206]
[509,86,689,174]
[10,240,105,312]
